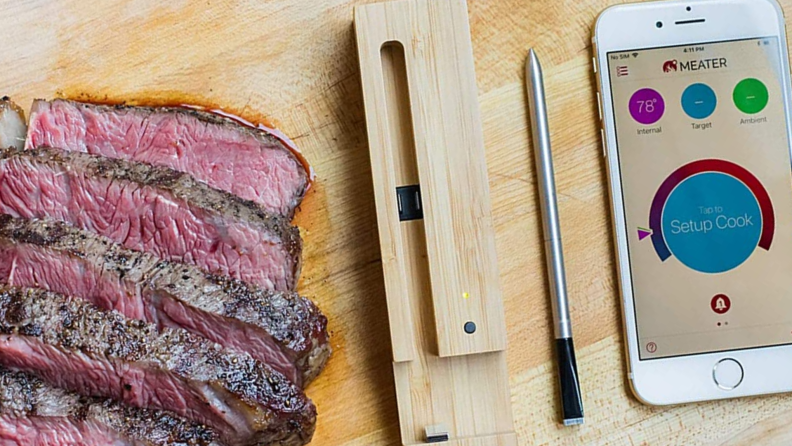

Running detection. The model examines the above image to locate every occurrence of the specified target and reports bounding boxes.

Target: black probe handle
[556,337,584,425]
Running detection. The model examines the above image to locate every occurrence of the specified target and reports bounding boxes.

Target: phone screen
[607,37,792,360]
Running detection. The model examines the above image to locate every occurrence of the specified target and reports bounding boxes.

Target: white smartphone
[594,0,792,405]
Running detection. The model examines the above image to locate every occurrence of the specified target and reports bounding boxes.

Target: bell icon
[711,294,731,314]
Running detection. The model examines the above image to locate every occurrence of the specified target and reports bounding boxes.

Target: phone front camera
[656,21,663,28]
[686,6,692,11]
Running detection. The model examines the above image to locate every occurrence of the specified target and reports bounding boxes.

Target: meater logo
[663,58,727,73]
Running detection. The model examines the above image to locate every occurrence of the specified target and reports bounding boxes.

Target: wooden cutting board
[3,0,792,445]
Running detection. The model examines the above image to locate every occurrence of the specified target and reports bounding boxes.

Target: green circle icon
[733,78,768,114]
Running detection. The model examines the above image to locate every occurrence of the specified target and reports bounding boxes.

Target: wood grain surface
[2,0,792,445]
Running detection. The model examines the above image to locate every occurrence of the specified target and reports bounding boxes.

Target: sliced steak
[27,99,309,218]
[0,146,301,290]
[0,366,222,446]
[0,286,316,446]
[0,98,25,150]
[0,215,329,386]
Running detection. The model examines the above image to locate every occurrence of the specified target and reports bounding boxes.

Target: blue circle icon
[662,172,761,273]
[681,83,717,119]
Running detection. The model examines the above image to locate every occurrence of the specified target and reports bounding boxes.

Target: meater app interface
[608,38,792,359]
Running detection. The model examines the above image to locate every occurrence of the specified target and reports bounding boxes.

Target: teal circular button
[662,172,761,273]
[681,83,717,119]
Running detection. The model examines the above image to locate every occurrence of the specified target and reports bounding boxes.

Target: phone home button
[712,358,744,390]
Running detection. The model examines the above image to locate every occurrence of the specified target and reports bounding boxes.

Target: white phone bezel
[594,0,792,405]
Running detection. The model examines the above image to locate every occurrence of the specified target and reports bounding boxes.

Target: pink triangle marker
[637,228,652,240]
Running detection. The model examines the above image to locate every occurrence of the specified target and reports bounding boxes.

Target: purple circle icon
[629,88,665,125]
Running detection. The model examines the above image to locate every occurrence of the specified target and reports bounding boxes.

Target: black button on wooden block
[396,185,423,221]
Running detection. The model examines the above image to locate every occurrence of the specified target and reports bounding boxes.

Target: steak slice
[0,366,222,446]
[27,99,309,218]
[0,146,301,290]
[0,215,329,386]
[0,286,316,446]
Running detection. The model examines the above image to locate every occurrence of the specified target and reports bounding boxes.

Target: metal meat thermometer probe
[525,48,585,426]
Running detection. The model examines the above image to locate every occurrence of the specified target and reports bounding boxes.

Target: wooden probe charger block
[354,0,517,444]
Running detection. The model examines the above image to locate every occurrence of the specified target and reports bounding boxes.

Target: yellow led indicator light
[463,292,470,299]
